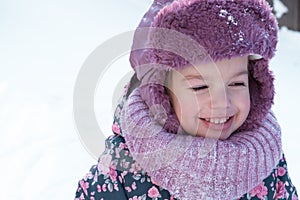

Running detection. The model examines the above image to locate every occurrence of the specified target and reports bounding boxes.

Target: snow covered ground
[0,0,299,199]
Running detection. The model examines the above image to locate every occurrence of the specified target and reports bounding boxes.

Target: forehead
[174,56,249,79]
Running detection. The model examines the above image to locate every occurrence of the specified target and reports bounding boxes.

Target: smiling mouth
[201,116,232,124]
[198,116,234,137]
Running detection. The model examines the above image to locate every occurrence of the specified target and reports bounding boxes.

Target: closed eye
[191,85,208,91]
[229,82,246,87]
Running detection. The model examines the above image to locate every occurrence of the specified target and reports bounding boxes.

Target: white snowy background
[0,0,298,199]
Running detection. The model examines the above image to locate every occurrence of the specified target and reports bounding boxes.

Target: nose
[209,86,231,110]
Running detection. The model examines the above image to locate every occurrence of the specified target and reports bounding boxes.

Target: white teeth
[204,117,230,124]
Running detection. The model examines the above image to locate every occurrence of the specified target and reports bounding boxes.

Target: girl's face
[167,56,250,140]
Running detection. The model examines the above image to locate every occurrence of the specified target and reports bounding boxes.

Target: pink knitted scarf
[121,87,282,200]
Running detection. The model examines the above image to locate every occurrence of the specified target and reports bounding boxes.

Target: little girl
[75,0,298,199]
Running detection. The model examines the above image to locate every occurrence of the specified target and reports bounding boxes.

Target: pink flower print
[97,154,112,174]
[79,193,85,200]
[148,186,160,198]
[132,181,137,190]
[119,142,127,149]
[125,186,132,193]
[278,166,287,177]
[121,171,128,179]
[114,183,119,191]
[112,123,121,134]
[275,181,286,199]
[118,175,123,183]
[129,196,142,200]
[129,163,137,173]
[97,184,101,193]
[109,167,118,182]
[250,182,268,199]
[79,180,89,195]
[124,150,129,156]
[102,184,107,192]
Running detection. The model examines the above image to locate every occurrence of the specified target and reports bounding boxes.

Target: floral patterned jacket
[75,85,298,200]
[75,133,298,200]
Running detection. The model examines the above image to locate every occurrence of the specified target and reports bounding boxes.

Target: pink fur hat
[129,0,278,133]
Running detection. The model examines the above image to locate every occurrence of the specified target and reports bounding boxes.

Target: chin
[218,134,231,140]
[200,129,233,140]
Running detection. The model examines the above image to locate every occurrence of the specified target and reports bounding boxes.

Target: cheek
[169,90,199,119]
[235,91,251,117]
[170,93,187,119]
[168,89,182,118]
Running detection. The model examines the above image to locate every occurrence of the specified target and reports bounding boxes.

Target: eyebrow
[232,70,248,78]
[182,74,204,81]
[181,70,248,82]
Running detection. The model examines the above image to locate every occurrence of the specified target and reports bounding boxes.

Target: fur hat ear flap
[238,59,275,132]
